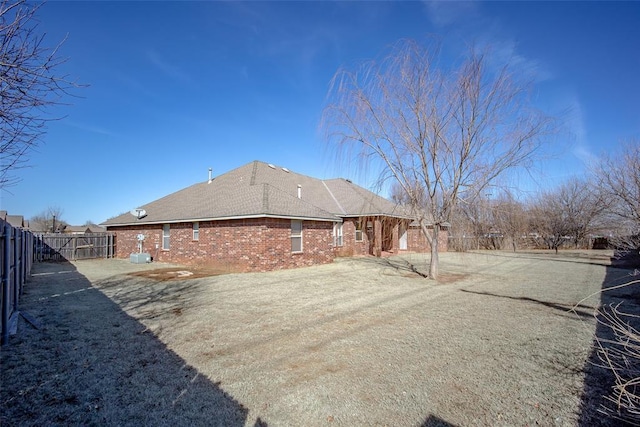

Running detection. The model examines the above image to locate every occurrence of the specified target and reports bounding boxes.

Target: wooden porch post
[374,218,382,257]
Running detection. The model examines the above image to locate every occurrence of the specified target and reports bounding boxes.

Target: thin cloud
[146,50,191,84]
[566,97,598,167]
[424,0,480,28]
[64,120,117,137]
[424,1,552,83]
[240,66,249,80]
[222,2,346,69]
[112,71,162,101]
[488,39,554,83]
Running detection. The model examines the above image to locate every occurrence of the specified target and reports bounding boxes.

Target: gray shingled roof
[5,214,25,228]
[103,161,408,226]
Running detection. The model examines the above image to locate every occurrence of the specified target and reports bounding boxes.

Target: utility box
[130,253,151,264]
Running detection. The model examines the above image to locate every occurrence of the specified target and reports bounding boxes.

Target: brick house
[102,161,448,271]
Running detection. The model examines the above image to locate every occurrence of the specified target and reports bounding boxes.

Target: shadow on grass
[0,261,251,426]
[459,289,596,320]
[464,249,614,268]
[579,252,640,426]
[420,413,458,426]
[344,253,430,278]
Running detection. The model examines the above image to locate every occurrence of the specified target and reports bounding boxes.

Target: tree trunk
[419,219,439,280]
[430,225,440,279]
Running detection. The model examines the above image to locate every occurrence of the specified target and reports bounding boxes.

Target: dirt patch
[0,250,624,426]
[129,266,229,281]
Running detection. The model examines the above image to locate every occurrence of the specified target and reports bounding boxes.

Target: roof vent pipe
[297,184,302,199]
[208,168,213,184]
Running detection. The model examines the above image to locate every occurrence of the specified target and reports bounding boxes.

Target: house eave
[103,213,342,228]
[339,213,414,220]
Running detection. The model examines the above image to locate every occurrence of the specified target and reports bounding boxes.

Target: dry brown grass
[0,250,623,426]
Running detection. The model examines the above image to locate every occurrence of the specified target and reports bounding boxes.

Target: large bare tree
[322,39,555,278]
[0,0,78,187]
[595,139,640,249]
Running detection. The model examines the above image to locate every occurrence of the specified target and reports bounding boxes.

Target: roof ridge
[322,180,346,215]
[250,161,258,186]
[262,183,338,219]
[262,183,269,213]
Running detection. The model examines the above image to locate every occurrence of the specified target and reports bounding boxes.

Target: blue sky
[1,1,638,225]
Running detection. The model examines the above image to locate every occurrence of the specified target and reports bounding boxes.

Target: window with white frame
[193,222,199,241]
[355,220,363,242]
[333,223,343,246]
[162,224,170,250]
[291,220,303,253]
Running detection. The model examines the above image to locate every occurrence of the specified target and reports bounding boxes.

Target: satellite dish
[130,208,147,219]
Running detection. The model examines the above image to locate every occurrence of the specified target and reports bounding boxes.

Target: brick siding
[110,217,448,272]
[339,218,371,256]
[112,218,334,272]
[407,225,449,252]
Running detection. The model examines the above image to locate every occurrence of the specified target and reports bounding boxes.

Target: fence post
[16,229,22,296]
[2,221,11,345]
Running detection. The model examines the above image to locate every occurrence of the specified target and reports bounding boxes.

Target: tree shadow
[0,261,251,426]
[347,254,430,278]
[420,413,458,427]
[468,250,614,268]
[459,289,596,320]
[579,251,640,426]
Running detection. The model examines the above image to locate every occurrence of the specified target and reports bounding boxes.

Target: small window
[333,223,343,246]
[355,220,363,242]
[193,222,199,241]
[162,224,170,250]
[291,220,302,253]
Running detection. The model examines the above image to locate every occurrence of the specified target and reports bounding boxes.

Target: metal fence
[34,233,115,261]
[1,219,34,345]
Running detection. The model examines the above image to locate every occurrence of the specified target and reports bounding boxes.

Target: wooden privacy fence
[34,232,115,261]
[1,219,34,345]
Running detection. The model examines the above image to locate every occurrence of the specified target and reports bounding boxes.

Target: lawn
[1,250,633,426]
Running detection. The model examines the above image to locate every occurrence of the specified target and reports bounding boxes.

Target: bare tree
[457,194,499,250]
[30,205,65,233]
[493,191,528,252]
[581,141,640,423]
[560,177,607,248]
[0,0,79,187]
[528,178,605,253]
[322,39,556,278]
[528,193,569,253]
[595,139,640,250]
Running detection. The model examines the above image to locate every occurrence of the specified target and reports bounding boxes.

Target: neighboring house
[102,161,448,271]
[0,211,27,229]
[64,225,107,234]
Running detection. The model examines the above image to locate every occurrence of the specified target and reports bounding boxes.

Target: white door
[399,225,408,250]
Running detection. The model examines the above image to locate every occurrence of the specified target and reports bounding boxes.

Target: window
[193,222,199,241]
[162,224,170,250]
[291,220,302,253]
[355,220,363,242]
[333,223,343,246]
